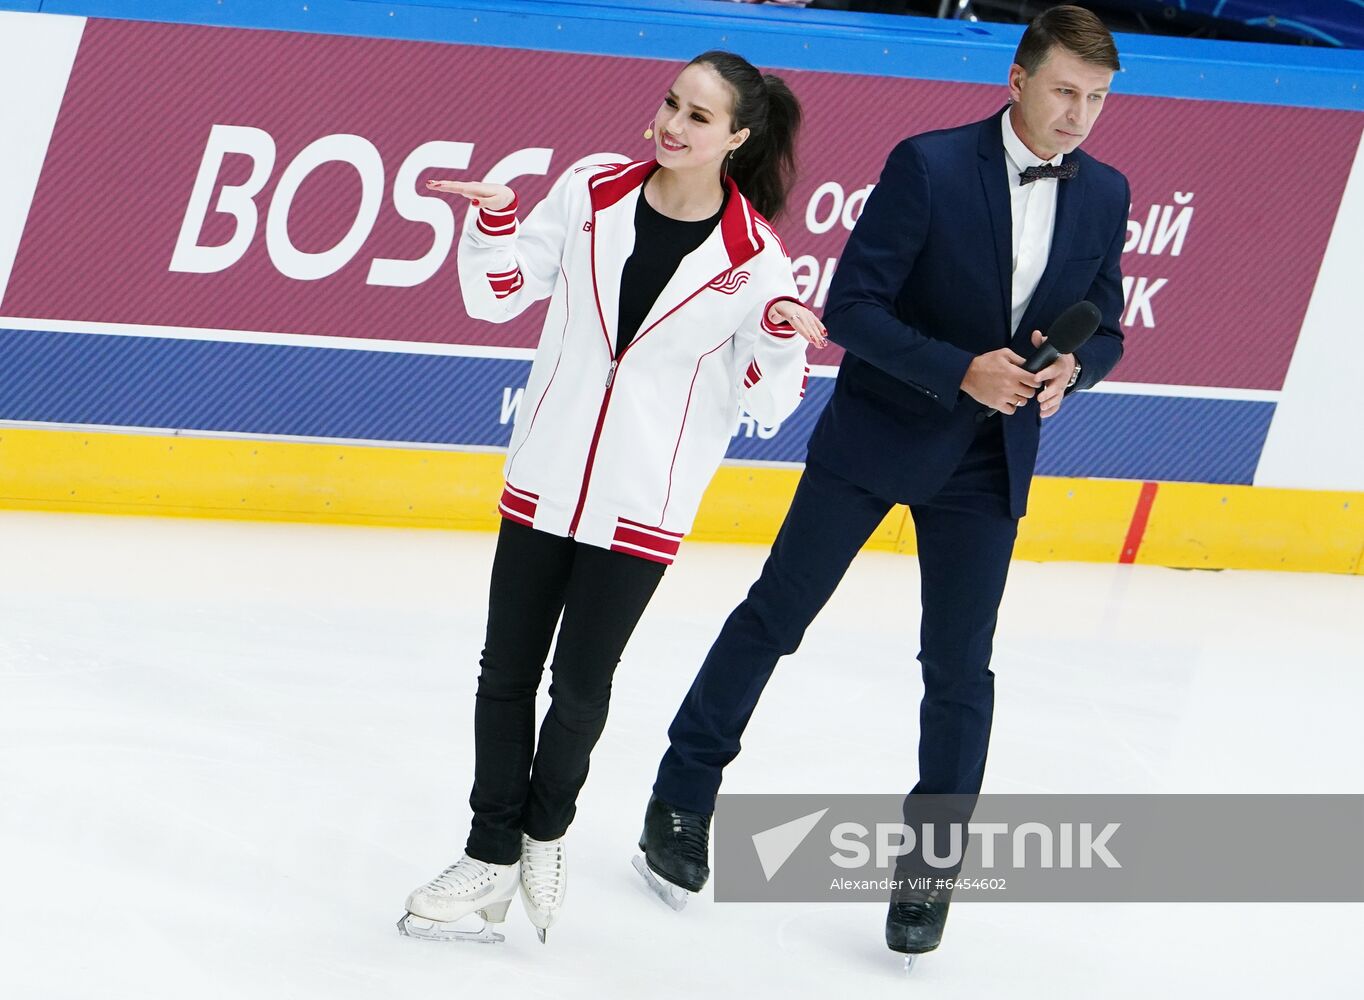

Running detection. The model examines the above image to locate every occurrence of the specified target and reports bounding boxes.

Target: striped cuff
[476,195,519,238]
[743,358,762,389]
[487,267,524,299]
[760,295,801,338]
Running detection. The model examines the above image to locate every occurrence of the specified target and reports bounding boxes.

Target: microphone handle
[1021,342,1060,374]
[980,343,1062,419]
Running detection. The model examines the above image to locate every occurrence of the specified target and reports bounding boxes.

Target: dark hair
[686,50,802,222]
[1014,5,1121,75]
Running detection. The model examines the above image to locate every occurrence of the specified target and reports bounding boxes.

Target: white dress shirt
[1001,106,1061,336]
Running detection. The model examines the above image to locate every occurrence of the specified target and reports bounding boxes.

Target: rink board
[3,425,1359,575]
[0,6,1361,572]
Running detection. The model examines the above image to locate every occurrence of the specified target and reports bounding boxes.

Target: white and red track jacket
[456,159,810,565]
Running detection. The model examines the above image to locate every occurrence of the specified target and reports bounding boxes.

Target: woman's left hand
[768,300,828,349]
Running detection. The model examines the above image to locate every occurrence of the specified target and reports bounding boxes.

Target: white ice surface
[0,510,1359,999]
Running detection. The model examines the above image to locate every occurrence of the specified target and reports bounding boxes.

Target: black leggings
[465,519,666,865]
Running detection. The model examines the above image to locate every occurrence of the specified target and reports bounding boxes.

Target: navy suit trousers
[654,418,1019,816]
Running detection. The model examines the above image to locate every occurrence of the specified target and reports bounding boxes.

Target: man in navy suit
[639,5,1130,956]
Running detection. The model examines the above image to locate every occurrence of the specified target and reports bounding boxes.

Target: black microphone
[981,300,1101,419]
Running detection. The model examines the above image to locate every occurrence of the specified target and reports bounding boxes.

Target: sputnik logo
[751,808,829,881]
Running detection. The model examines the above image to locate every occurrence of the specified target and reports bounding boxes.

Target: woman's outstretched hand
[768,300,828,349]
[425,179,516,213]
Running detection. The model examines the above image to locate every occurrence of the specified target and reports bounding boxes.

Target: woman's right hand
[425,179,516,213]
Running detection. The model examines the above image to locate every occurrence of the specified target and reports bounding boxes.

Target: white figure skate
[519,835,567,943]
[397,855,519,943]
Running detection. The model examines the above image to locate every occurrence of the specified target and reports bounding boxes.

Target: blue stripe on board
[4,0,1361,110]
[1035,393,1275,485]
[0,329,1273,484]
[0,328,527,446]
[728,379,1273,486]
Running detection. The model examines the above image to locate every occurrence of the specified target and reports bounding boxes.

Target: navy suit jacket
[808,108,1130,518]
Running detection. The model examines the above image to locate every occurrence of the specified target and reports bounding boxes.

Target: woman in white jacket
[399,51,826,944]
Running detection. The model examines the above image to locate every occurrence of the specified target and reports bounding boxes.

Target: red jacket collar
[588,159,765,268]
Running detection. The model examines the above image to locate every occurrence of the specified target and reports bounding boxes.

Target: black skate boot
[632,794,712,910]
[886,878,954,963]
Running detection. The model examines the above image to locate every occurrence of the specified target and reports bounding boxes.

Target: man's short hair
[1014,5,1121,75]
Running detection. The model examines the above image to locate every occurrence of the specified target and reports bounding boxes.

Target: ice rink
[1,509,1360,999]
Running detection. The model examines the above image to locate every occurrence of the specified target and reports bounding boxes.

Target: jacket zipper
[568,359,618,537]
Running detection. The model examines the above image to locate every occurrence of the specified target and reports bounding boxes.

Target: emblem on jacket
[708,270,750,295]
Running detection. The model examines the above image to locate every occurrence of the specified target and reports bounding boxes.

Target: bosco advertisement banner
[1,15,1361,485]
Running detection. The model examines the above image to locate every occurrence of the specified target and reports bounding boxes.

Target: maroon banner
[4,18,1359,391]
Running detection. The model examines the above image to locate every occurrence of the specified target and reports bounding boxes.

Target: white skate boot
[397,855,519,943]
[519,835,567,943]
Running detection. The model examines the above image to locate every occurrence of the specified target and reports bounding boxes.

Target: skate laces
[424,856,492,895]
[668,808,711,861]
[521,838,565,908]
[891,884,946,925]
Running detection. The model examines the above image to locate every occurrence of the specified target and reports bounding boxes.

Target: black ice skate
[632,794,712,911]
[885,879,954,971]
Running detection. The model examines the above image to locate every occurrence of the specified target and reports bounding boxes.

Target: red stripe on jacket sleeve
[743,358,762,389]
[476,195,519,237]
[761,296,801,338]
[488,267,524,298]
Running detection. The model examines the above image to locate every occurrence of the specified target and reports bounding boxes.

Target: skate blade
[396,912,505,944]
[903,955,917,974]
[631,854,689,912]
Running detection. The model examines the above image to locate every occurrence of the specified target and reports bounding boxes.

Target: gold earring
[644,119,655,140]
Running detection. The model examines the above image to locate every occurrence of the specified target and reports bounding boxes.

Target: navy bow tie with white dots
[1019,162,1079,185]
